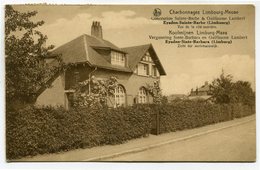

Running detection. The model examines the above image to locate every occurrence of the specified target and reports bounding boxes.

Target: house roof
[51,34,166,75]
[122,44,166,75]
[188,95,212,100]
[167,94,188,101]
[198,84,211,92]
[51,34,131,72]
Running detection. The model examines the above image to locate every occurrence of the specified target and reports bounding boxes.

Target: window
[134,65,138,74]
[138,63,149,76]
[138,87,147,103]
[152,65,158,77]
[111,51,125,66]
[115,85,126,107]
[142,52,151,62]
[74,71,80,83]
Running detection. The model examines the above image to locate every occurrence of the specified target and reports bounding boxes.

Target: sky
[13,5,255,95]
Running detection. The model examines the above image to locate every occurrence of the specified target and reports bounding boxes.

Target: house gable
[136,51,160,77]
[122,44,166,76]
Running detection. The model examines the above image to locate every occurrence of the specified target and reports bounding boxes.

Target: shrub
[6,101,254,160]
[151,101,254,134]
[6,105,152,160]
[231,103,255,118]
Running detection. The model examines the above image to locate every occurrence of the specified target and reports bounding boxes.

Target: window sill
[133,74,160,78]
[111,64,126,67]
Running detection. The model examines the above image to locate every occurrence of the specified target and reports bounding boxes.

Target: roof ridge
[51,34,84,52]
[83,35,90,61]
[84,34,107,46]
[84,34,125,53]
[121,43,151,49]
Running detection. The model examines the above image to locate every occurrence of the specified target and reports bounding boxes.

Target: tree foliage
[231,80,255,106]
[72,76,118,108]
[5,5,63,103]
[211,71,233,104]
[211,70,255,105]
[146,80,163,104]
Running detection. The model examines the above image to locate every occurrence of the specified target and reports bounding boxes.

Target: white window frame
[115,85,126,107]
[111,51,125,66]
[152,65,159,77]
[142,52,151,62]
[138,87,147,104]
[138,63,149,76]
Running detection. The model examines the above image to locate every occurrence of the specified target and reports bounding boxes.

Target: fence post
[156,110,160,135]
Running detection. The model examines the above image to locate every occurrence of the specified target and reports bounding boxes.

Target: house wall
[35,74,66,107]
[198,91,208,96]
[92,68,159,106]
[64,65,159,107]
[65,64,93,89]
[36,64,160,108]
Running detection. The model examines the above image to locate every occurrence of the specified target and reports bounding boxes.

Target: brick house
[36,21,166,109]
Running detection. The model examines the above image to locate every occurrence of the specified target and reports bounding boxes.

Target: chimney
[91,21,103,39]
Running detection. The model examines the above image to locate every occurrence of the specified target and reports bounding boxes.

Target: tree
[72,76,118,108]
[211,70,233,104]
[231,81,255,106]
[5,5,63,104]
[161,95,168,105]
[146,80,163,104]
[211,70,255,105]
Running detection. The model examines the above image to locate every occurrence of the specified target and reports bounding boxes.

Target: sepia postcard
[5,4,255,162]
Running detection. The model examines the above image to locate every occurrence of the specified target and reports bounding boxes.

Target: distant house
[189,81,212,100]
[167,94,188,102]
[36,21,166,109]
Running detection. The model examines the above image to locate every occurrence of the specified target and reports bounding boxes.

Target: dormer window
[111,51,125,66]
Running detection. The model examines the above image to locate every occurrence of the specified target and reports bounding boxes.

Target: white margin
[0,1,259,170]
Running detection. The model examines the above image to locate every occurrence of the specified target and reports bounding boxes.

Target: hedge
[150,101,254,134]
[158,102,234,133]
[6,105,152,160]
[6,101,254,160]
